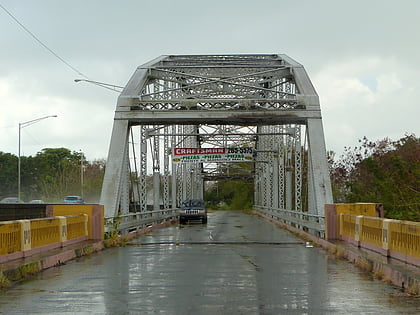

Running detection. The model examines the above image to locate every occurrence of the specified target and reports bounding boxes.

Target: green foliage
[83,159,105,203]
[34,148,82,200]
[205,180,254,210]
[0,152,18,197]
[0,270,10,288]
[204,159,254,210]
[0,148,105,202]
[330,134,419,221]
[103,215,130,247]
[105,215,121,240]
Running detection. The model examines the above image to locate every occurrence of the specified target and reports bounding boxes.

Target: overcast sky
[0,0,418,161]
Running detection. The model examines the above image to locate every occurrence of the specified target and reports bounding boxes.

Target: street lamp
[74,79,123,92]
[18,115,57,200]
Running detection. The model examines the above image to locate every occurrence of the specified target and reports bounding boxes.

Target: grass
[406,280,420,296]
[335,246,346,259]
[0,270,10,288]
[103,232,130,248]
[373,267,384,280]
[355,257,373,273]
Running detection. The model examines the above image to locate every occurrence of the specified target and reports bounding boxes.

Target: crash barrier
[325,203,384,240]
[254,206,325,237]
[104,208,179,234]
[0,214,87,262]
[48,204,104,240]
[0,204,104,240]
[340,213,420,266]
[335,203,384,217]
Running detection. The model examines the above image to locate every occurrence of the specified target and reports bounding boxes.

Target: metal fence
[254,206,325,236]
[104,208,179,234]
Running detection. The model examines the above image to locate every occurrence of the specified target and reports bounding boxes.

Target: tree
[0,152,18,198]
[83,159,106,203]
[33,148,81,200]
[204,161,254,210]
[0,148,105,202]
[330,134,419,221]
[204,179,254,210]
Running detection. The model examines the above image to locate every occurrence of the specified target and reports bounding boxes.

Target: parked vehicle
[63,196,85,204]
[0,197,24,203]
[29,199,45,204]
[179,199,207,224]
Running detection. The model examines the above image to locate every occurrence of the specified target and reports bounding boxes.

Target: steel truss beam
[100,55,332,233]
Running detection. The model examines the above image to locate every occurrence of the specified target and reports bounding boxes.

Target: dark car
[179,199,207,224]
[0,197,24,203]
[64,196,85,204]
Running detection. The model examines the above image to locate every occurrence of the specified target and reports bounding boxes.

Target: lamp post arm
[74,79,123,92]
[20,115,58,129]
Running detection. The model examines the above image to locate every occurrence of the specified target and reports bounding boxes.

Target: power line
[0,3,89,79]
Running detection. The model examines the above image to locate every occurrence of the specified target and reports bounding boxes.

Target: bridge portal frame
[100,54,332,232]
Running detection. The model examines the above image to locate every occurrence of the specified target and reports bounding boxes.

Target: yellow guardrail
[51,204,104,240]
[340,213,357,238]
[30,217,61,248]
[0,215,88,259]
[336,203,379,217]
[389,220,420,259]
[0,221,22,255]
[359,216,383,248]
[339,213,420,261]
[327,203,383,241]
[66,214,88,240]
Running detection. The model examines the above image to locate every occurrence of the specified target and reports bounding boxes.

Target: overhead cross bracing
[100,54,332,234]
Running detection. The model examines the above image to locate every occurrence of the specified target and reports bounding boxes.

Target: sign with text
[172,147,254,163]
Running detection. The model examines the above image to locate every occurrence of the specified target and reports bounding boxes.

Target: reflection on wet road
[0,211,419,314]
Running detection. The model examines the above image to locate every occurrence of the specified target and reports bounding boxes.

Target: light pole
[18,115,57,200]
[74,79,123,92]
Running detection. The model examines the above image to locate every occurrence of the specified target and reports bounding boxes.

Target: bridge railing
[340,214,420,265]
[0,215,88,262]
[253,206,325,236]
[104,208,179,233]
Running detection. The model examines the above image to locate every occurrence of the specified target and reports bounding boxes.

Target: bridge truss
[100,54,332,235]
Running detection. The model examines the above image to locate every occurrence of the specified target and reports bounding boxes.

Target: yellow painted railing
[66,214,88,240]
[359,216,383,248]
[340,214,420,260]
[389,220,420,259]
[0,215,87,258]
[51,204,104,240]
[340,213,357,239]
[0,221,22,255]
[30,218,61,248]
[336,203,379,217]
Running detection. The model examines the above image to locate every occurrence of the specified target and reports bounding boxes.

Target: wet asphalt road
[0,211,419,314]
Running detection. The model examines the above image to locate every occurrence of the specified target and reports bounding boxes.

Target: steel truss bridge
[100,54,333,236]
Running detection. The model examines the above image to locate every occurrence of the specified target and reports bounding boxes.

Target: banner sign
[172,147,254,163]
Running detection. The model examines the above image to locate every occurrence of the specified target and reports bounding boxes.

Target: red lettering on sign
[173,148,226,156]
